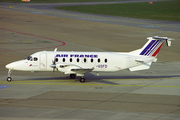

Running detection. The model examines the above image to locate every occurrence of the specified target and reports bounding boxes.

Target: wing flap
[71,68,94,73]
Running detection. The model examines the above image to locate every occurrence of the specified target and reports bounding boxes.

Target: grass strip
[55,0,180,21]
[0,0,122,3]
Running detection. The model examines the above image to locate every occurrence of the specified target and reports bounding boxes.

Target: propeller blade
[51,49,58,72]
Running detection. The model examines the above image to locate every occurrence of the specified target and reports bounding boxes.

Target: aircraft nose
[5,60,23,70]
[5,60,28,70]
[5,63,15,69]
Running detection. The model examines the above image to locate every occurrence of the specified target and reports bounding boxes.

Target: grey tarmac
[0,0,180,120]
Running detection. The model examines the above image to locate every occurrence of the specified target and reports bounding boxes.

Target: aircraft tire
[70,74,76,79]
[7,77,12,82]
[79,77,85,83]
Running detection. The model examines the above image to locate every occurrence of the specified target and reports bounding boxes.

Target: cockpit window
[34,57,38,61]
[27,56,32,60]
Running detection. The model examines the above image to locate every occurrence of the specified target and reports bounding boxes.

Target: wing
[55,63,94,75]
[71,67,94,74]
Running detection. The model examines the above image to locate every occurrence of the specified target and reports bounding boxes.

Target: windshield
[27,56,32,60]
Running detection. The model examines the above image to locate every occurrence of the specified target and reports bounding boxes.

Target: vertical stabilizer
[130,36,173,57]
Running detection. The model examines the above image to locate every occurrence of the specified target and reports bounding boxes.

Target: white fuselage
[6,51,143,73]
[5,36,173,82]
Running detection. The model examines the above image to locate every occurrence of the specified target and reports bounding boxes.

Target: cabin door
[40,53,47,70]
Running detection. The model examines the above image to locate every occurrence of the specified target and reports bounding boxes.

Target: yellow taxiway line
[0,79,180,88]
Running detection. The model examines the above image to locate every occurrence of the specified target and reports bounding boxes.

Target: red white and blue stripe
[140,40,164,57]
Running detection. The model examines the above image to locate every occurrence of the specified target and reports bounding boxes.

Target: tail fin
[130,36,173,57]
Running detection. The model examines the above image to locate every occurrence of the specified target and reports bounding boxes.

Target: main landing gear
[69,74,85,83]
[70,74,76,79]
[7,69,12,82]
[79,77,85,83]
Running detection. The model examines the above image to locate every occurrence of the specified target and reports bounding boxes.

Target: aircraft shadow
[23,73,180,85]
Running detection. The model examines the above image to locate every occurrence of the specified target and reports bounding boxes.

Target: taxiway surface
[0,0,180,120]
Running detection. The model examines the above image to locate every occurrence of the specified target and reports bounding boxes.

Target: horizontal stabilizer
[129,62,152,71]
[152,36,173,46]
[135,57,157,63]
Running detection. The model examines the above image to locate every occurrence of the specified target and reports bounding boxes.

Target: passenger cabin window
[63,58,65,62]
[98,58,100,63]
[77,58,80,62]
[91,59,93,63]
[70,58,72,62]
[84,58,87,63]
[55,58,58,62]
[105,59,107,63]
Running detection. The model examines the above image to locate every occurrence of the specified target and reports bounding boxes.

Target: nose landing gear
[7,69,12,82]
[7,77,12,82]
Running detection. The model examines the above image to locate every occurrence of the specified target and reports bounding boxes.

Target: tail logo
[140,40,164,57]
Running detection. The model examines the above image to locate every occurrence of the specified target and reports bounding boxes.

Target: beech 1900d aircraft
[6,36,173,83]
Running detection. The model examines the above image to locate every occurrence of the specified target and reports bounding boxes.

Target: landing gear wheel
[7,77,12,82]
[7,69,12,82]
[79,77,85,83]
[70,74,76,79]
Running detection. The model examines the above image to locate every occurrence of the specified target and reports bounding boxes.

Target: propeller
[50,48,58,72]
